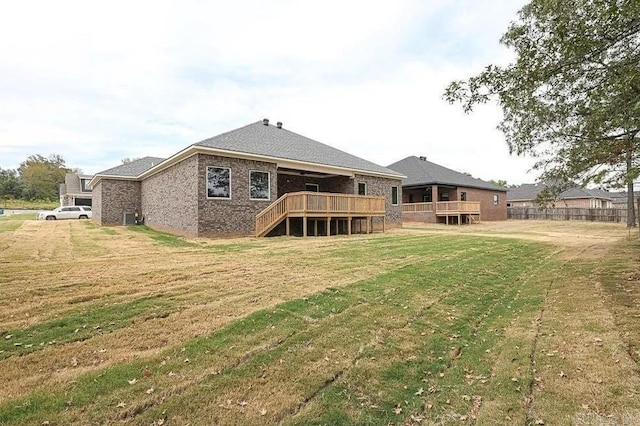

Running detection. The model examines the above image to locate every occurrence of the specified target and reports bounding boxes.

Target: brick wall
[462,187,507,221]
[197,154,278,236]
[277,174,352,195]
[92,181,103,224]
[141,154,199,236]
[354,174,403,227]
[94,179,141,225]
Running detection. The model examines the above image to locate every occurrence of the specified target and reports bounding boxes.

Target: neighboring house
[608,191,637,208]
[59,173,94,206]
[507,183,613,208]
[387,156,507,224]
[90,119,404,237]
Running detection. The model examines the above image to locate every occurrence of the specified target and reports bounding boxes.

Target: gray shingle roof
[97,157,165,177]
[386,156,506,191]
[507,183,613,201]
[193,121,402,177]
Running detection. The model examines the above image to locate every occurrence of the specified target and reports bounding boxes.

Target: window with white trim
[493,194,499,205]
[249,171,270,200]
[206,166,231,199]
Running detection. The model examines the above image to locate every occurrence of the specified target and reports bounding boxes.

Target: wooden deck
[255,192,386,237]
[403,201,481,224]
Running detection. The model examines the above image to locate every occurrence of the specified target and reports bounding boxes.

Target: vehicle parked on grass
[37,206,92,220]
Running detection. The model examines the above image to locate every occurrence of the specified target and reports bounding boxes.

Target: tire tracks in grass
[523,245,594,426]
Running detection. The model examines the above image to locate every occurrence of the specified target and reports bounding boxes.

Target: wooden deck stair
[255,191,386,237]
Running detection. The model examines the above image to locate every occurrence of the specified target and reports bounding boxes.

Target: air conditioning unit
[123,212,136,226]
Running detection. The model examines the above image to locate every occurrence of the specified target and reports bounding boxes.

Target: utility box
[123,212,136,226]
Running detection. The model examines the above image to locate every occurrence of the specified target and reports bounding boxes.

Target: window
[460,191,467,201]
[391,186,399,205]
[358,182,366,195]
[305,183,319,192]
[62,207,81,212]
[83,207,92,211]
[80,178,91,192]
[493,194,499,205]
[249,171,270,200]
[440,192,449,201]
[206,166,231,199]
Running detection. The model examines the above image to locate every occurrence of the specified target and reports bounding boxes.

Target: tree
[489,179,509,188]
[121,157,141,164]
[444,0,640,226]
[17,154,70,200]
[0,168,22,199]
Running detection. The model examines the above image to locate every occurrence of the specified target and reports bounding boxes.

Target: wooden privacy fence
[508,207,630,223]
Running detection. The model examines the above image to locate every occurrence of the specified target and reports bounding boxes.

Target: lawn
[0,219,638,425]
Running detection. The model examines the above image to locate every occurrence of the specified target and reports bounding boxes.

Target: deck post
[327,217,330,236]
[382,217,385,233]
[286,217,290,236]
[348,217,352,235]
[303,216,307,237]
[314,219,318,236]
[366,216,370,234]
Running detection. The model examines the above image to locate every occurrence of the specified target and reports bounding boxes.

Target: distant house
[90,119,404,237]
[59,174,93,207]
[507,183,613,208]
[387,156,507,224]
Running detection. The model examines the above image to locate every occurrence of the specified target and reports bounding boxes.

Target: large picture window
[206,166,231,199]
[250,171,270,200]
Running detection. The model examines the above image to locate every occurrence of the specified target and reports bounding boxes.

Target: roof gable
[193,121,402,177]
[387,156,506,191]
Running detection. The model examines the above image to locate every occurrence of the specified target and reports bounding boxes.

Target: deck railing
[402,201,481,214]
[255,191,386,236]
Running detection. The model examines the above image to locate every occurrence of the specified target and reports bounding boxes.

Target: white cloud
[0,0,535,184]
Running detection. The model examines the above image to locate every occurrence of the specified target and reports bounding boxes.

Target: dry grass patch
[0,219,639,425]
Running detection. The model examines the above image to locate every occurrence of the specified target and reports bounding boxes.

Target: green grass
[1,199,58,210]
[0,236,559,425]
[126,225,198,247]
[0,295,175,360]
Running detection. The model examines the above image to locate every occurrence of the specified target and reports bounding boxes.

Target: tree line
[0,154,75,201]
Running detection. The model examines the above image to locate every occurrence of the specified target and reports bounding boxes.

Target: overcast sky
[0,0,538,184]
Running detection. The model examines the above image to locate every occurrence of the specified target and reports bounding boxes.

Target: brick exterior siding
[197,154,278,237]
[354,174,403,227]
[402,186,507,222]
[94,155,403,236]
[461,187,507,221]
[141,154,199,236]
[92,179,141,225]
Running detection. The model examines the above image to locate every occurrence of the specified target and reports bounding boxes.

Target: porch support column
[348,217,352,235]
[314,219,318,236]
[366,216,370,234]
[382,217,385,233]
[327,217,331,236]
[303,216,308,237]
[286,217,290,236]
[433,185,439,212]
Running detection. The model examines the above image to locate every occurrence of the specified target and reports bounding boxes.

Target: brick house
[59,173,93,207]
[90,119,404,237]
[507,183,613,208]
[386,156,507,224]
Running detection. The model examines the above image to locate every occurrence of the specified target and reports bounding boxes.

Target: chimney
[262,118,269,126]
[276,121,283,129]
[419,156,427,161]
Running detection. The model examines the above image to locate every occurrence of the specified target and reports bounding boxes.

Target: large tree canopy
[17,154,70,200]
[444,0,640,208]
